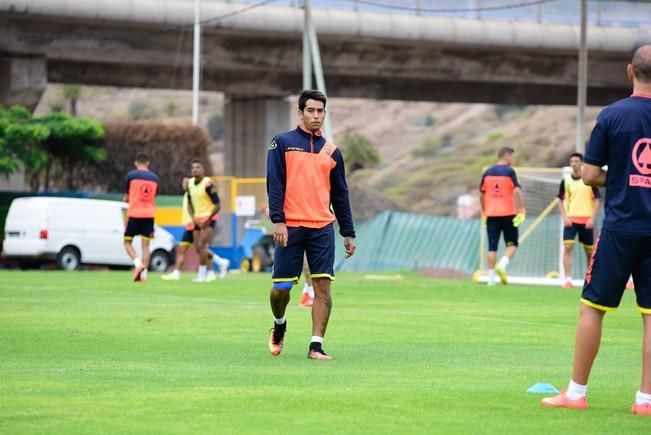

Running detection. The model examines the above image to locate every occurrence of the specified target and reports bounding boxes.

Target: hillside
[36,85,602,216]
[327,100,600,215]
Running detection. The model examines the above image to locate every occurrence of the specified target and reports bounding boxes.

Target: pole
[304,0,333,140]
[576,0,588,153]
[192,0,201,125]
[302,2,312,90]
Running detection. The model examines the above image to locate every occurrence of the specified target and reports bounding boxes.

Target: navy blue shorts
[272,224,335,285]
[563,223,594,247]
[486,216,518,251]
[124,217,154,240]
[582,229,651,312]
[180,229,194,246]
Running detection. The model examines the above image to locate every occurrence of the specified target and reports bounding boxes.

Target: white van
[2,197,175,271]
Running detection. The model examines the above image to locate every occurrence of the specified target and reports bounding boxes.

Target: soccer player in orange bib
[479,147,526,286]
[123,153,159,282]
[266,90,356,360]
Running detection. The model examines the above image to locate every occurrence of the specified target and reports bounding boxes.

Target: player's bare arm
[582,163,606,187]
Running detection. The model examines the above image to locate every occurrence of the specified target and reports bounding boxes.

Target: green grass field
[1,271,649,434]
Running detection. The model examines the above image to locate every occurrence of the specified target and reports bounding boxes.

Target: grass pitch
[1,271,649,434]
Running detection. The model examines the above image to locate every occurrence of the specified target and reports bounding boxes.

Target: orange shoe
[132,264,145,282]
[562,281,573,289]
[268,325,286,357]
[541,390,588,410]
[307,348,332,361]
[298,293,314,308]
[632,403,651,415]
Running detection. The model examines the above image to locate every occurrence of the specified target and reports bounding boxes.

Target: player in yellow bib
[187,159,229,282]
[162,177,229,281]
[557,152,601,288]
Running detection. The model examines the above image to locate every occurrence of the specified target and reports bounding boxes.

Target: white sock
[303,284,314,298]
[274,316,286,325]
[141,269,148,280]
[496,256,510,270]
[636,390,651,405]
[567,379,587,400]
[198,265,207,279]
[311,336,323,344]
[488,269,496,284]
[565,276,572,283]
[171,269,180,275]
[134,257,142,268]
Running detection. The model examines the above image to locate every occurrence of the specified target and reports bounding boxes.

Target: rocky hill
[36,85,603,217]
[327,99,600,216]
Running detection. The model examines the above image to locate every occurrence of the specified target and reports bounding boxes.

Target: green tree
[0,105,105,191]
[39,112,106,190]
[341,133,380,172]
[0,106,49,183]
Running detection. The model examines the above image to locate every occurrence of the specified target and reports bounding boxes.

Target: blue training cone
[527,382,559,394]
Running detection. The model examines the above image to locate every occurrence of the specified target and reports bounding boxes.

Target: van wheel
[56,246,81,271]
[149,250,171,272]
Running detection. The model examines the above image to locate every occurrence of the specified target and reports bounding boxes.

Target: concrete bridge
[1,0,649,175]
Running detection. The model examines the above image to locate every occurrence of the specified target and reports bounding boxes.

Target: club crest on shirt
[629,137,651,188]
[632,137,651,175]
[268,140,278,150]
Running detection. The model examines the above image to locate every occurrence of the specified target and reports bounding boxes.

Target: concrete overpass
[1,0,649,175]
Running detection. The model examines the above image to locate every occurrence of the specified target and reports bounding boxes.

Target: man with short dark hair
[479,147,525,285]
[123,153,159,282]
[557,152,601,288]
[162,176,228,281]
[187,159,229,282]
[542,45,651,414]
[266,89,356,360]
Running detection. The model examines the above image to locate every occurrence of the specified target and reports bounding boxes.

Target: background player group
[480,148,602,289]
[123,155,229,283]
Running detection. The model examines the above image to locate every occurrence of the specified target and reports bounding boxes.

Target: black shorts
[582,229,651,312]
[272,224,335,286]
[563,223,594,247]
[124,217,154,240]
[486,216,518,251]
[180,229,194,246]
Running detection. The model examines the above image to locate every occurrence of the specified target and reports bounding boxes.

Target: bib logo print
[629,138,651,188]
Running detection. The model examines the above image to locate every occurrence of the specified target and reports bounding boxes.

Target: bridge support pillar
[224,95,291,177]
[0,55,47,112]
